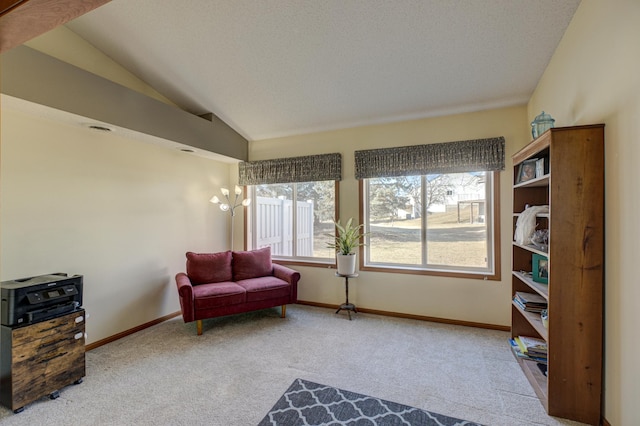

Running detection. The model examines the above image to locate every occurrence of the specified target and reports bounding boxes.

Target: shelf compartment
[512,300,548,341]
[512,270,548,299]
[513,186,549,212]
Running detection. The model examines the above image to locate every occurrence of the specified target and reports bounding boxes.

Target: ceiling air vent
[87,124,113,132]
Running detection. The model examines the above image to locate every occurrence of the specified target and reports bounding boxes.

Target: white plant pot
[336,253,357,275]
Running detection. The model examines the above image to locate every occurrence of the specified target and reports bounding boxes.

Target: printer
[0,273,83,327]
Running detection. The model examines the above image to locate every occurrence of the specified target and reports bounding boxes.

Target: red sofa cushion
[232,247,273,280]
[193,282,246,310]
[186,251,232,285]
[236,276,291,302]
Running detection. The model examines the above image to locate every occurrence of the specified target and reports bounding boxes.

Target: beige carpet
[0,305,587,425]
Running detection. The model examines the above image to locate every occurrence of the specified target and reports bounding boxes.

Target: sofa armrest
[175,272,195,322]
[272,264,300,285]
[273,264,300,303]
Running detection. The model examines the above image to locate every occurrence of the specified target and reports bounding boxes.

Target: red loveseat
[175,247,300,335]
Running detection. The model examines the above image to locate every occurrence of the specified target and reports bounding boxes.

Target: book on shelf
[517,336,547,359]
[509,337,547,364]
[513,291,548,313]
[535,158,545,178]
[509,338,547,363]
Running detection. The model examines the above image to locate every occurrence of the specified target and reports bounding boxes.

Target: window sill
[273,259,336,269]
[361,265,500,281]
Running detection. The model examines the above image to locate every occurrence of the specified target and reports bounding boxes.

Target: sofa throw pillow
[232,247,273,281]
[186,251,233,285]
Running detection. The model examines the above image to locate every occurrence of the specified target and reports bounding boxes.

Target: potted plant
[327,217,367,275]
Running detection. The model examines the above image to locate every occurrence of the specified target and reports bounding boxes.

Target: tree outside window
[363,171,498,278]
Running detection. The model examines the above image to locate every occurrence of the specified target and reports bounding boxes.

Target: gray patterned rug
[258,378,483,426]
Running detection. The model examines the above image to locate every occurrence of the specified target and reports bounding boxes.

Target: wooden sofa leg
[196,320,203,336]
[281,305,286,318]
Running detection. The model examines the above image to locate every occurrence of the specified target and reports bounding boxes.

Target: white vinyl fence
[256,197,314,256]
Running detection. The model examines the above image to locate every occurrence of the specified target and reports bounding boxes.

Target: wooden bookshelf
[511,125,604,425]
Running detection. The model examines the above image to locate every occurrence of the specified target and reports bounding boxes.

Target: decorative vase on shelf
[531,111,555,139]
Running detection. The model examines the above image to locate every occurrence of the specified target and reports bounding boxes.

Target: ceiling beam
[2,46,248,161]
[0,0,111,53]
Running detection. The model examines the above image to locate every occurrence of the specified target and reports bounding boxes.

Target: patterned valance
[354,137,505,179]
[239,153,342,185]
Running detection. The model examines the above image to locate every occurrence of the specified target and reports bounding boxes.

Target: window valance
[354,137,505,179]
[239,153,342,185]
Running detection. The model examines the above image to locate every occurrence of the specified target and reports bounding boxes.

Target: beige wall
[0,107,232,342]
[0,28,235,343]
[528,0,640,424]
[251,105,529,327]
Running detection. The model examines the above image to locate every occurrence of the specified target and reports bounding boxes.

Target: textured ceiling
[66,0,581,141]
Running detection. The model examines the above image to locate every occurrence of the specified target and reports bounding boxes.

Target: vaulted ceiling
[25,1,583,141]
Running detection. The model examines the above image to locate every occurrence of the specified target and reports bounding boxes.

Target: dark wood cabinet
[511,125,604,425]
[0,309,86,413]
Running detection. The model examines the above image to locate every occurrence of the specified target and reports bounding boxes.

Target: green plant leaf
[325,217,368,255]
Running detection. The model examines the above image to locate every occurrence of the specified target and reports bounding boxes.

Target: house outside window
[362,171,499,278]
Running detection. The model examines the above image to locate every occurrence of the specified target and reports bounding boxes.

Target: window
[355,136,504,280]
[248,181,337,263]
[362,171,499,278]
[240,153,341,265]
